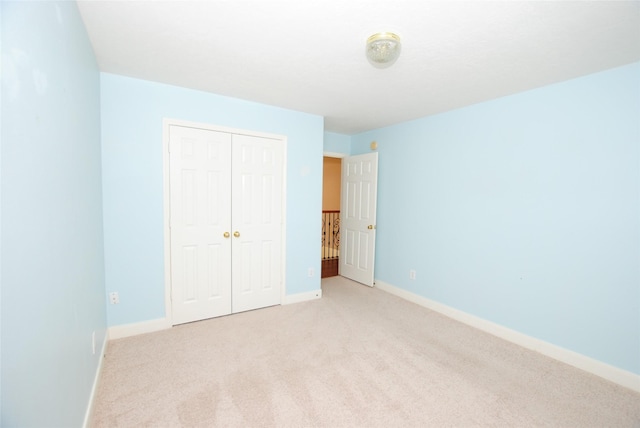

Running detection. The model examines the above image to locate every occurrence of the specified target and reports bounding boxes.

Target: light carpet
[91,276,640,427]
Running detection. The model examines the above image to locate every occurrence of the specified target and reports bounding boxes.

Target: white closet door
[231,134,284,313]
[169,125,232,325]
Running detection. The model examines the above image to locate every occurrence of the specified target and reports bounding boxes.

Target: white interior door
[340,152,378,286]
[169,125,232,325]
[231,134,284,313]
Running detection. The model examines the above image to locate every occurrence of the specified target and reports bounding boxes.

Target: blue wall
[101,74,324,327]
[352,62,640,374]
[1,1,106,426]
[324,131,351,155]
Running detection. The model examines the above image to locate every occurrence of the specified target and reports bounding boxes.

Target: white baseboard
[282,289,322,305]
[82,333,108,428]
[106,292,323,341]
[108,317,171,340]
[374,280,640,393]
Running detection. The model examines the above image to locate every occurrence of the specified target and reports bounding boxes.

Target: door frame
[163,118,288,324]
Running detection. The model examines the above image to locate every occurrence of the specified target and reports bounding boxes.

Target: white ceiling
[77,1,640,135]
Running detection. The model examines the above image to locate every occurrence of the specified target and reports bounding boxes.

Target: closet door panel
[170,126,232,325]
[231,134,283,313]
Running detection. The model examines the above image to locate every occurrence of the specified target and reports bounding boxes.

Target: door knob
[223,232,230,238]
[368,225,376,230]
[233,231,240,238]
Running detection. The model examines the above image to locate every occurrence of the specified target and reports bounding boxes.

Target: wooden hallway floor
[321,258,339,278]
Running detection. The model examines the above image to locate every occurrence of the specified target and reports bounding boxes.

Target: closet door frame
[162,118,287,325]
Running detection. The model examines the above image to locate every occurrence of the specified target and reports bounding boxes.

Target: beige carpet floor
[91,276,640,427]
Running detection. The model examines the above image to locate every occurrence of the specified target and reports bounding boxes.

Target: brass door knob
[223,232,230,238]
[368,225,376,230]
[233,231,240,238]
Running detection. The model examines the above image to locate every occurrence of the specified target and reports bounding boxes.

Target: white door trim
[323,151,347,159]
[163,118,287,325]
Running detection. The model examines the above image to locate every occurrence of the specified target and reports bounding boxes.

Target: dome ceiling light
[365,32,401,68]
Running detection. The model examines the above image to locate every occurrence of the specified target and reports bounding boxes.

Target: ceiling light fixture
[366,32,401,68]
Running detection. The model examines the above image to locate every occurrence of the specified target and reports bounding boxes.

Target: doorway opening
[321,156,341,278]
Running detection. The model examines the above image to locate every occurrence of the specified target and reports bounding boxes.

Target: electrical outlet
[308,268,314,277]
[409,269,416,280]
[109,291,119,304]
